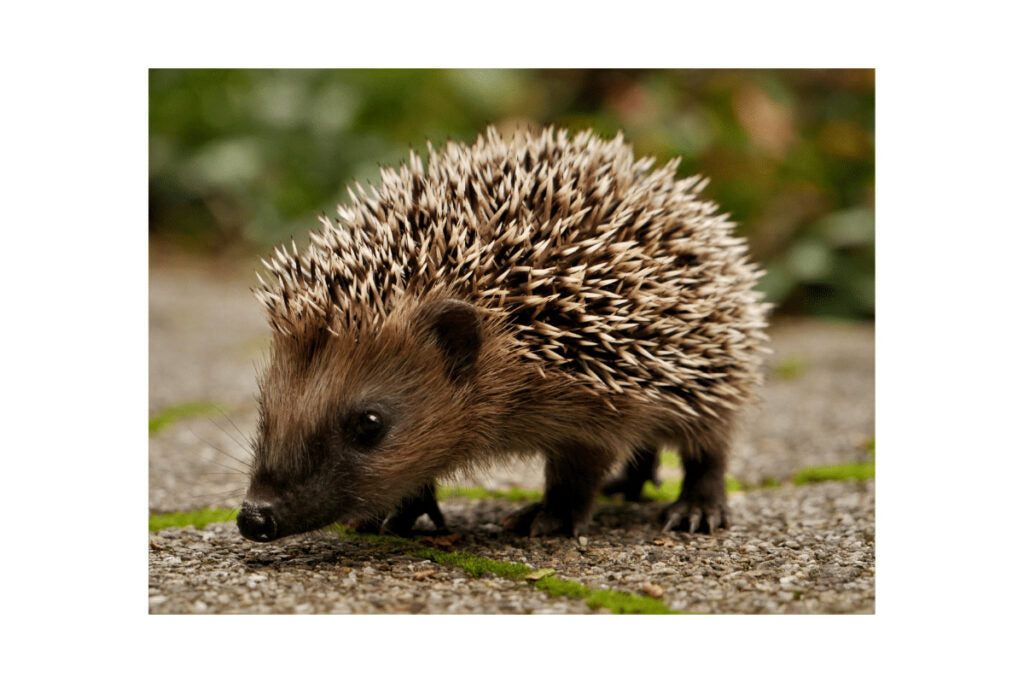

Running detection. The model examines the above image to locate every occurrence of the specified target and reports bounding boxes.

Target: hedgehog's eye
[350,409,386,449]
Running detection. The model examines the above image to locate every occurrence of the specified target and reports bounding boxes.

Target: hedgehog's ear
[418,299,482,382]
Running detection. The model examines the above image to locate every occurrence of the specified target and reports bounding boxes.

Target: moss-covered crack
[330,526,677,614]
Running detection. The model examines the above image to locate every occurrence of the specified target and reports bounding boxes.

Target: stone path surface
[149,249,875,614]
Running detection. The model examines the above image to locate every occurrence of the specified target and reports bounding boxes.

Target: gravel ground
[149,250,875,613]
[149,524,586,614]
[150,480,873,614]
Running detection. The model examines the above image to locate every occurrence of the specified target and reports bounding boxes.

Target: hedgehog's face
[237,298,482,542]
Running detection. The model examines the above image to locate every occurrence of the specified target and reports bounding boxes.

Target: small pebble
[641,583,665,599]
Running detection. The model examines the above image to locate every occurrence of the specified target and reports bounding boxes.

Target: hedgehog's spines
[258,127,769,416]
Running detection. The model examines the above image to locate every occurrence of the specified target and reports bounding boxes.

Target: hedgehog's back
[257,127,769,419]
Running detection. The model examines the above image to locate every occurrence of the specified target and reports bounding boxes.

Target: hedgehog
[236,126,769,543]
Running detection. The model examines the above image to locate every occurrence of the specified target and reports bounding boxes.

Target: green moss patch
[149,507,238,532]
[643,479,679,502]
[149,401,227,435]
[793,461,874,485]
[438,486,542,503]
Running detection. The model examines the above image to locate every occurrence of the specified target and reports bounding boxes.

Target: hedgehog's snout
[237,500,279,542]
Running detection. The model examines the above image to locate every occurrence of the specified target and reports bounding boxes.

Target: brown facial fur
[250,294,488,531]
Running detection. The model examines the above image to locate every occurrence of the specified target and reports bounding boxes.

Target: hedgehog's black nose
[237,501,279,542]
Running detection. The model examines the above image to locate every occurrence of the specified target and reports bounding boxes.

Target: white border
[6,1,1023,679]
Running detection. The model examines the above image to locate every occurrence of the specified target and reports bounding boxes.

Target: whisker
[187,425,252,471]
[208,409,251,455]
[181,487,247,500]
[194,460,249,477]
[194,470,248,479]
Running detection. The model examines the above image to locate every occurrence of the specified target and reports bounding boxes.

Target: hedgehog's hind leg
[660,436,730,534]
[502,444,616,537]
[601,445,660,502]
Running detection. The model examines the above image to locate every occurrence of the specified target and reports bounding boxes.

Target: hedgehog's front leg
[661,439,730,534]
[382,482,449,535]
[502,444,616,537]
[356,483,448,536]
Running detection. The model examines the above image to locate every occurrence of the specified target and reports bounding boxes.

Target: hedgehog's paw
[501,502,580,537]
[382,510,448,537]
[660,497,730,534]
[381,484,449,536]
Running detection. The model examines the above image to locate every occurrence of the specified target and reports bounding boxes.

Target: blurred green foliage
[149,69,874,318]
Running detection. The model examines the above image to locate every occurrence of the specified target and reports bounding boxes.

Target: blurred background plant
[149,69,873,319]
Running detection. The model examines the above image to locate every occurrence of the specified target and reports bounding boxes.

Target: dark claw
[661,510,683,533]
[660,500,730,535]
